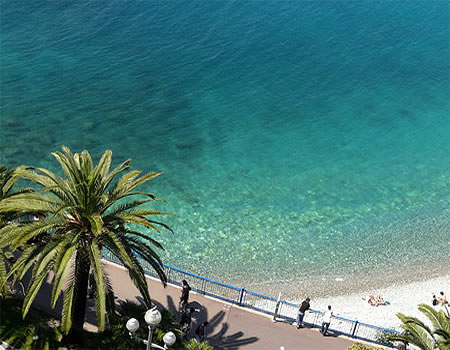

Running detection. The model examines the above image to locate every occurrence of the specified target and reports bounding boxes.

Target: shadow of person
[322,329,340,338]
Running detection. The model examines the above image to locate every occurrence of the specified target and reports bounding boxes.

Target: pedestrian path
[100,260,354,350]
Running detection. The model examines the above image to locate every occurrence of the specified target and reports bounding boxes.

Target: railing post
[166,266,171,283]
[201,278,206,295]
[314,312,320,327]
[238,288,245,305]
[351,321,359,337]
[272,293,282,322]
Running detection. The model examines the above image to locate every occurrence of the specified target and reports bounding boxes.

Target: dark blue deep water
[1,1,449,296]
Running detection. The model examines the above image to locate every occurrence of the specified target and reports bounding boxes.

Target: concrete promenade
[95,260,355,350]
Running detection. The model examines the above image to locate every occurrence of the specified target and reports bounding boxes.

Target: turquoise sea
[1,1,449,297]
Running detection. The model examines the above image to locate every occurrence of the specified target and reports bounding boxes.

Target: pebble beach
[311,274,450,329]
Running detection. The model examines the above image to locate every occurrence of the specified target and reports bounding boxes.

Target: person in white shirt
[321,305,333,336]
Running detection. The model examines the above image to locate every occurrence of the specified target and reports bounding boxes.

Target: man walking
[321,305,333,336]
[296,297,310,329]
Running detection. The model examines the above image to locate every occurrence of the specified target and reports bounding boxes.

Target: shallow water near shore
[1,1,449,297]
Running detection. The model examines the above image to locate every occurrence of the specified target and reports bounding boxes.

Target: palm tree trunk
[68,249,91,344]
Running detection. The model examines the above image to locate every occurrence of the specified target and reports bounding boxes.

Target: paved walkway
[97,260,354,350]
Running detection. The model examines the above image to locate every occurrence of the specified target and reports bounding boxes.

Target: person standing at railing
[296,297,311,329]
[180,279,192,312]
[320,305,333,336]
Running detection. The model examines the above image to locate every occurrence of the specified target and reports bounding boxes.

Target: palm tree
[0,165,34,297]
[387,304,450,350]
[0,146,173,342]
[0,164,35,225]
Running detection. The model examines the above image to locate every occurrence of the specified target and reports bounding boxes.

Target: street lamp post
[126,307,176,350]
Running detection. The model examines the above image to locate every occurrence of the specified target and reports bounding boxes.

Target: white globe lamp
[144,308,162,326]
[126,318,140,333]
[163,331,176,346]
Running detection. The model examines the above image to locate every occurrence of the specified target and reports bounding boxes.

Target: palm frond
[88,238,107,331]
[51,242,77,308]
[122,229,164,250]
[60,271,77,334]
[22,267,53,317]
[102,232,152,307]
[418,304,450,338]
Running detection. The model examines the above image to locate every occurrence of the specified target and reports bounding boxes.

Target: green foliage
[114,300,185,349]
[387,303,450,350]
[347,342,381,350]
[0,146,173,338]
[0,164,34,297]
[83,322,141,350]
[0,296,63,350]
[0,295,199,350]
[375,329,394,346]
[184,339,214,350]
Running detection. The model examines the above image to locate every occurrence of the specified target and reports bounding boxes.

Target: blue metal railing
[102,250,400,347]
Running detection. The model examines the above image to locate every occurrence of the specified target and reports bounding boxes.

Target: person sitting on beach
[432,295,438,306]
[438,291,447,306]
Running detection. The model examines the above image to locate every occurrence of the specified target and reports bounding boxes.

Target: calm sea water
[1,1,449,296]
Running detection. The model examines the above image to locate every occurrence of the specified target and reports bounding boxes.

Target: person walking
[320,305,333,336]
[296,297,310,329]
[195,321,209,342]
[179,279,192,312]
[180,307,195,334]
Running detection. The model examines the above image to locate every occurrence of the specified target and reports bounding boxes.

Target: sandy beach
[311,274,450,329]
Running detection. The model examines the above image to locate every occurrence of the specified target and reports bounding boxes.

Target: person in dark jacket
[179,279,192,312]
[180,307,195,334]
[195,321,209,342]
[296,297,311,329]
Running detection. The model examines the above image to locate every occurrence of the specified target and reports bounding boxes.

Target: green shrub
[347,342,382,350]
[0,296,62,350]
[375,329,395,346]
[0,296,210,349]
[184,339,214,350]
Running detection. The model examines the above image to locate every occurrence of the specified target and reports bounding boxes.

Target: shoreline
[238,255,449,298]
[307,274,450,329]
[165,257,449,330]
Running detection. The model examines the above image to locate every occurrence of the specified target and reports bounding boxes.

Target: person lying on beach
[368,295,387,306]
